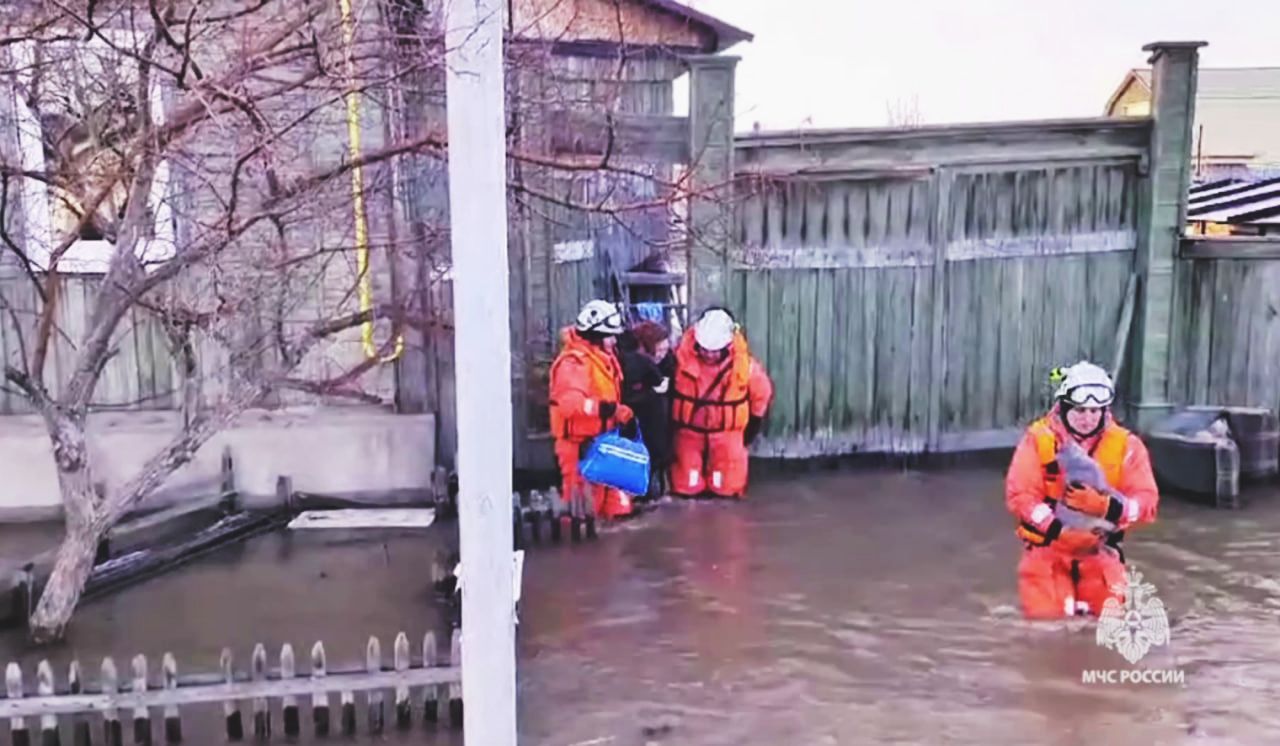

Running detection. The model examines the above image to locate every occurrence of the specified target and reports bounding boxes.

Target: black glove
[744,415,763,445]
[598,401,617,421]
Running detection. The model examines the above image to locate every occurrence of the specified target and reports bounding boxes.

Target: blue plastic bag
[579,425,651,495]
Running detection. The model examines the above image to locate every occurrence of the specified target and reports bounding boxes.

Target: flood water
[4,462,1280,745]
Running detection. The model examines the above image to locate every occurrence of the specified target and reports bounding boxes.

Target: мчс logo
[1096,566,1171,664]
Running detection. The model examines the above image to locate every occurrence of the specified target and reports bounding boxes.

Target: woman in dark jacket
[619,320,676,501]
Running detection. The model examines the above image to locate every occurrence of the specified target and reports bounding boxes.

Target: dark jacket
[620,348,675,467]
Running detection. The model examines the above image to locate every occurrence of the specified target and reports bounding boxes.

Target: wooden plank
[994,257,1024,428]
[927,170,953,443]
[736,243,932,269]
[946,229,1137,261]
[795,269,818,437]
[907,264,932,442]
[286,509,436,530]
[975,259,1003,430]
[1259,263,1280,415]
[828,268,849,434]
[855,267,877,444]
[742,271,771,378]
[734,117,1152,172]
[1181,237,1280,260]
[1207,261,1243,404]
[546,111,690,164]
[946,259,975,432]
[782,182,804,251]
[812,269,835,437]
[768,271,800,439]
[1184,259,1215,405]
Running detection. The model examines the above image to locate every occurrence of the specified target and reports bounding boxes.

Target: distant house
[1105,68,1280,180]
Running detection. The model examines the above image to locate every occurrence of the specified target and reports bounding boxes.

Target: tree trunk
[28,415,106,644]
[28,519,103,645]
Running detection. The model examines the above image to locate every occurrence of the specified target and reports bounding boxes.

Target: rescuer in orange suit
[549,299,638,520]
[670,307,774,498]
[1005,361,1160,619]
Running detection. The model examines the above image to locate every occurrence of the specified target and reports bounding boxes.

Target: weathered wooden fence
[1171,238,1280,415]
[728,119,1150,456]
[1,631,462,744]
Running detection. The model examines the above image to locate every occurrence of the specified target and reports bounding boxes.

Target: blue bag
[579,424,651,496]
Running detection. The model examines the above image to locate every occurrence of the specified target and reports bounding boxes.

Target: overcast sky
[678,0,1280,131]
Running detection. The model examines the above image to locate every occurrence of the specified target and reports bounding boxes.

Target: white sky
[679,0,1280,131]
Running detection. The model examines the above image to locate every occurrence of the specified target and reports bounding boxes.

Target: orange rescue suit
[670,328,773,498]
[548,327,634,519]
[1004,407,1160,619]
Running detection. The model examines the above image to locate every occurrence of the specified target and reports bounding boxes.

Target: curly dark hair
[630,320,670,355]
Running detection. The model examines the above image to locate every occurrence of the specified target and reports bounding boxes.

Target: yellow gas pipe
[338,0,404,362]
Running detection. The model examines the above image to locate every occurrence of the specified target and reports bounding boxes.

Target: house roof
[640,0,753,50]
[1107,67,1280,168]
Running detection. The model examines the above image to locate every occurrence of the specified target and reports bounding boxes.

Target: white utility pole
[443,0,517,742]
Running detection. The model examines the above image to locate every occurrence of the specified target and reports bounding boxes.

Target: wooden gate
[729,118,1150,457]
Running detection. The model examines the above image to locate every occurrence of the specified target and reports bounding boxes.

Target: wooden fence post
[161,654,181,744]
[220,649,242,742]
[69,662,91,746]
[422,632,439,724]
[394,633,412,730]
[251,645,269,741]
[310,643,329,737]
[8,662,29,746]
[102,658,121,746]
[685,55,739,314]
[132,655,150,746]
[279,645,298,738]
[1130,40,1206,430]
[38,661,58,746]
[365,637,384,734]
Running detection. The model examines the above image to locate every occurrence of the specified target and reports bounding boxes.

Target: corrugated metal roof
[1188,176,1280,225]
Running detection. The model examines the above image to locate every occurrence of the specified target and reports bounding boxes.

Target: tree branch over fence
[0,0,726,641]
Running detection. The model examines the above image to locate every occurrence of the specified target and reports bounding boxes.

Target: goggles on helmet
[1063,383,1114,408]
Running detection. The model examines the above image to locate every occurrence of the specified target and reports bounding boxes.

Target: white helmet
[1054,361,1115,407]
[575,299,624,335]
[693,308,736,351]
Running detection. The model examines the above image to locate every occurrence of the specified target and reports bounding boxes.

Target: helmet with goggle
[1054,361,1115,408]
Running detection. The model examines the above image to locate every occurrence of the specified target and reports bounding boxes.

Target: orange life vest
[672,329,753,433]
[1018,416,1132,551]
[1028,416,1130,499]
[548,328,623,441]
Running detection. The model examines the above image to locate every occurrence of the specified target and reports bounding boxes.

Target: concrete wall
[0,409,435,521]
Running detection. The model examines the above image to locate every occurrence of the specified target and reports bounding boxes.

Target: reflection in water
[4,464,1280,744]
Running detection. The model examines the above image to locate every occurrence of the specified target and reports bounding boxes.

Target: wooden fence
[728,119,1149,456]
[1,631,462,744]
[1171,238,1280,417]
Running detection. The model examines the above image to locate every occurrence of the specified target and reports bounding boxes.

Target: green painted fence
[728,120,1149,456]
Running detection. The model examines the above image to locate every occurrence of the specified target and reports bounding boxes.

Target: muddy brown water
[4,463,1280,745]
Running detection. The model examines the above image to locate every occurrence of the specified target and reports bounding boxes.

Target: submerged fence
[2,631,462,744]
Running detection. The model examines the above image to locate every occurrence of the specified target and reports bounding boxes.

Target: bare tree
[0,0,710,642]
[885,95,923,128]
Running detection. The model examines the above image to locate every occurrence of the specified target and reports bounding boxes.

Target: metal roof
[1188,176,1280,225]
